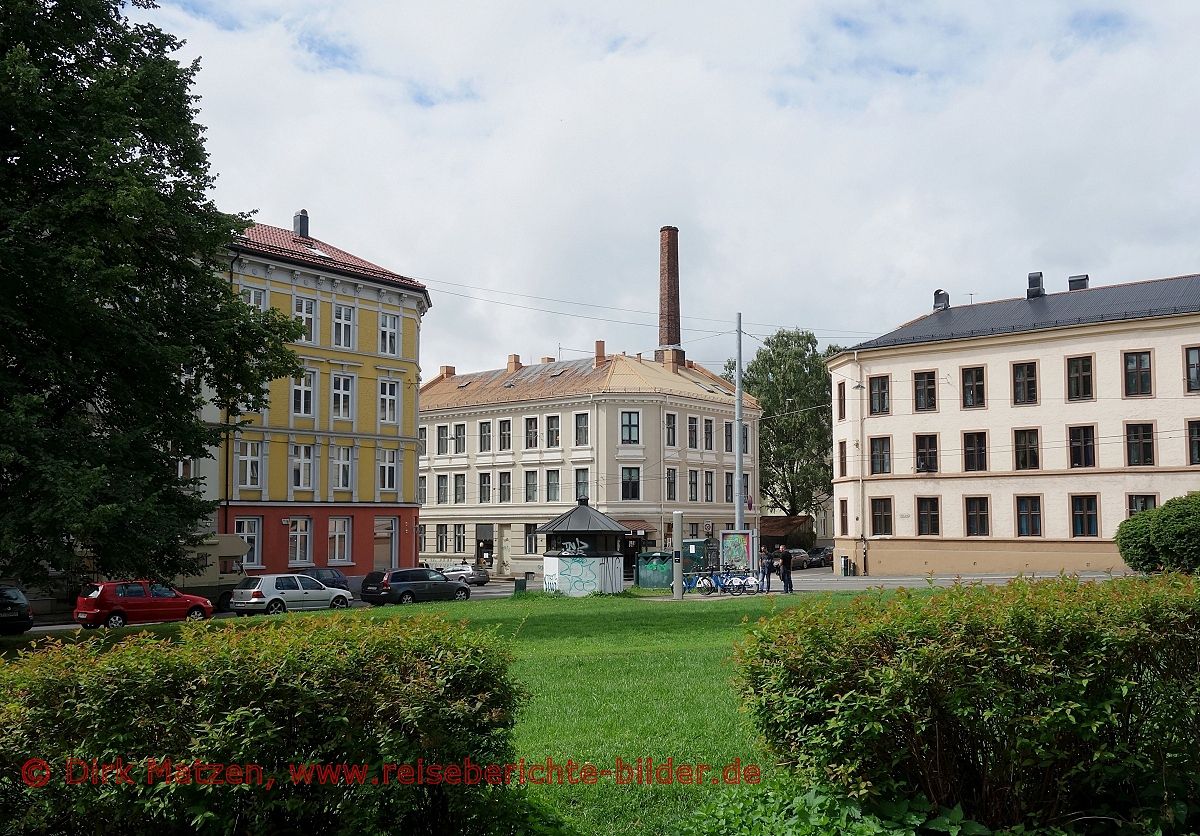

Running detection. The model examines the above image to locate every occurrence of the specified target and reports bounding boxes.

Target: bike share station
[662,512,761,598]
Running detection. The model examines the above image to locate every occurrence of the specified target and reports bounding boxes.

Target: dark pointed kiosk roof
[535,497,631,535]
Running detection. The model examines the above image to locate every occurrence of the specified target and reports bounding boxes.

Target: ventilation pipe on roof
[1026,272,1044,299]
[293,209,309,238]
[1068,274,1090,291]
[933,289,950,311]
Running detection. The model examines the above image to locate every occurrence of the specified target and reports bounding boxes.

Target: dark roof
[852,273,1200,351]
[535,498,631,535]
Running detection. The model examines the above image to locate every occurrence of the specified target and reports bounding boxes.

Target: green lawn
[3,590,862,835]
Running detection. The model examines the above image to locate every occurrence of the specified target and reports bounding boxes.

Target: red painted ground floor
[219,504,419,577]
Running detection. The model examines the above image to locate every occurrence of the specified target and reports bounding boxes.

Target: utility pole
[735,312,745,534]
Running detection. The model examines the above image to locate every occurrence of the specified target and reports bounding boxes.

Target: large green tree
[725,330,840,518]
[0,0,301,584]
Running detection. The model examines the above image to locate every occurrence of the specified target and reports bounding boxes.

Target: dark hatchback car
[0,585,34,635]
[360,568,470,605]
[298,567,351,591]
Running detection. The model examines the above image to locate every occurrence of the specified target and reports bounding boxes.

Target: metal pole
[672,509,684,600]
[735,312,744,534]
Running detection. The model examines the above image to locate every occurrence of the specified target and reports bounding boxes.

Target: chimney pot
[293,208,309,238]
[933,289,950,311]
[1026,271,1044,299]
[1068,274,1090,291]
[593,340,605,368]
[655,226,683,363]
[439,365,455,377]
[507,354,522,373]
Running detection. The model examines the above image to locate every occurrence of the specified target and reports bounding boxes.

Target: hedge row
[1116,492,1200,572]
[736,575,1200,833]
[0,613,525,835]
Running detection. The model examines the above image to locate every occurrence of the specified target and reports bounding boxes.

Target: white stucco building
[829,271,1200,575]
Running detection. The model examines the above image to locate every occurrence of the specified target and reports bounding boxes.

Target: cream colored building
[829,272,1200,575]
[417,343,760,575]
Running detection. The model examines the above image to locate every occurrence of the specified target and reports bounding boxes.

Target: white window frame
[620,410,641,445]
[292,369,316,417]
[479,472,492,503]
[379,312,400,356]
[573,412,589,447]
[332,303,355,349]
[240,286,266,310]
[236,440,261,488]
[294,296,316,344]
[328,517,352,564]
[453,423,466,454]
[234,517,262,567]
[525,469,538,502]
[291,444,313,489]
[665,413,678,448]
[378,448,398,491]
[478,420,492,453]
[331,374,353,420]
[546,414,561,448]
[332,446,353,490]
[379,379,399,424]
[546,469,560,502]
[453,524,466,554]
[288,516,312,566]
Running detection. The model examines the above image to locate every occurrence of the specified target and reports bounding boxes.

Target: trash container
[512,578,527,594]
[840,555,851,577]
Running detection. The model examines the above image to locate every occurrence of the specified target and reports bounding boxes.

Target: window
[868,376,890,415]
[1127,495,1157,518]
[688,417,699,449]
[1014,429,1039,470]
[379,313,400,356]
[525,524,538,554]
[574,468,589,500]
[1190,421,1200,465]
[574,413,589,446]
[332,446,352,489]
[436,425,449,455]
[1124,351,1152,396]
[724,421,733,453]
[479,472,491,503]
[665,413,677,447]
[236,440,260,488]
[418,427,427,456]
[914,371,937,412]
[742,473,750,507]
[1126,424,1154,466]
[379,380,399,424]
[870,498,892,536]
[688,469,699,502]
[499,419,512,451]
[436,524,448,553]
[288,517,312,564]
[436,474,448,504]
[499,472,512,502]
[916,497,939,536]
[328,517,351,563]
[453,473,465,503]
[666,468,677,501]
[292,370,315,417]
[915,434,938,473]
[453,423,466,454]
[1071,495,1099,537]
[962,367,985,408]
[332,374,353,419]
[378,449,397,491]
[417,524,426,552]
[294,296,315,343]
[1188,347,1200,393]
[525,417,539,449]
[332,304,354,348]
[1012,362,1037,405]
[546,415,561,448]
[1069,426,1096,468]
[1016,496,1042,537]
[724,472,734,503]
[965,497,989,536]
[418,475,427,505]
[963,432,987,472]
[689,523,699,538]
[525,470,538,502]
[453,524,466,553]
[478,421,491,452]
[234,517,262,566]
[837,382,846,420]
[1067,356,1093,401]
[838,440,847,478]
[742,424,749,454]
[239,286,265,310]
[291,444,312,489]
[621,411,640,444]
[839,499,848,536]
[869,437,891,475]
[703,418,714,451]
[704,471,714,502]
[621,467,641,500]
[546,469,560,501]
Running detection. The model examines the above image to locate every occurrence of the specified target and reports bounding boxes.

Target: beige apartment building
[829,271,1200,575]
[417,343,761,576]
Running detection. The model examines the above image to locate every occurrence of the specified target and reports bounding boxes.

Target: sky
[148,0,1200,376]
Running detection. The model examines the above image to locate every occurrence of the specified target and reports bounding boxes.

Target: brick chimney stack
[656,226,682,363]
[594,340,606,368]
[507,354,523,372]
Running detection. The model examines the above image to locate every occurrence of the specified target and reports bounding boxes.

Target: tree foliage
[725,330,841,517]
[0,0,302,584]
[1117,493,1200,573]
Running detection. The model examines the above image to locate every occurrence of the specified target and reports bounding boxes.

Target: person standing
[758,545,773,593]
[778,545,794,593]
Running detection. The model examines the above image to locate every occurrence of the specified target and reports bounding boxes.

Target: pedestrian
[758,545,772,593]
[778,545,794,593]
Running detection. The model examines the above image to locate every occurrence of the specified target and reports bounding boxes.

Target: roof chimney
[439,365,455,378]
[655,226,683,363]
[540,356,555,364]
[293,208,309,238]
[1068,274,1090,291]
[933,289,950,311]
[507,354,522,373]
[664,348,682,374]
[1026,271,1044,299]
[593,340,605,369]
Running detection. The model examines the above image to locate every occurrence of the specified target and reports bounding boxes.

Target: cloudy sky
[149,0,1200,375]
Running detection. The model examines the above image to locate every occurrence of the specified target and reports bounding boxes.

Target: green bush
[1117,493,1200,573]
[1115,506,1157,571]
[0,613,527,835]
[736,576,1200,833]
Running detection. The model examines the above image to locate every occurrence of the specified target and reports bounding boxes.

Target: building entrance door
[373,517,397,571]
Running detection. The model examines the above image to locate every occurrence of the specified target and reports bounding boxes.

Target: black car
[805,547,834,569]
[0,585,35,635]
[360,568,470,605]
[298,567,351,591]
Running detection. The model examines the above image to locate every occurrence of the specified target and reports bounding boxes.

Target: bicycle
[725,569,759,595]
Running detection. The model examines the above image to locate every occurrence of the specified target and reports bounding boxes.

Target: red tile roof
[232,223,428,296]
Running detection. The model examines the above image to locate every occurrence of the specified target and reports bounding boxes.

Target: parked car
[298,566,352,592]
[0,585,34,635]
[805,547,834,569]
[360,568,471,605]
[74,581,213,630]
[229,574,352,616]
[438,563,491,586]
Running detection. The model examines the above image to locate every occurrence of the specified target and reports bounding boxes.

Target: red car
[74,580,213,629]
